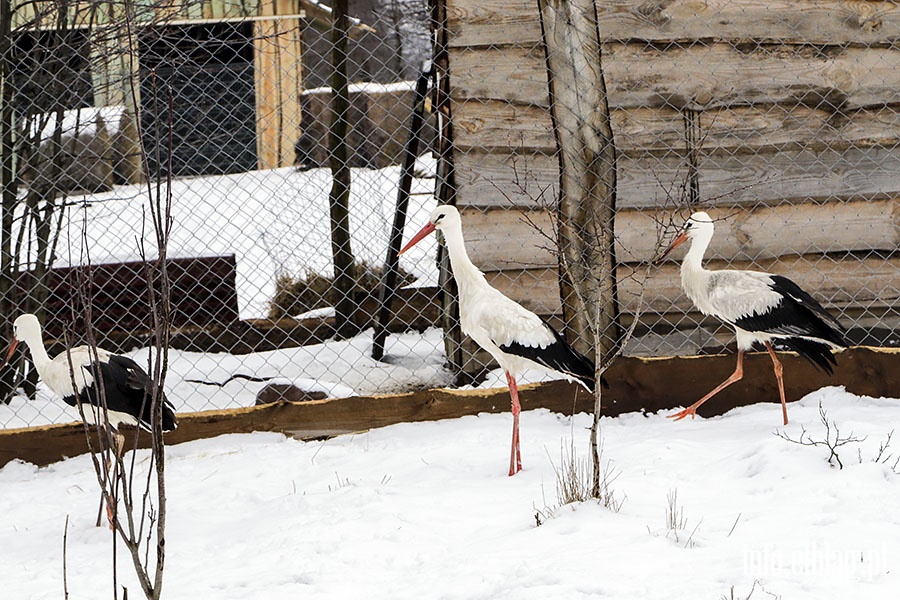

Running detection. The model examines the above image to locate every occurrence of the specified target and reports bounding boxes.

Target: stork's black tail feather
[499,321,597,393]
[777,337,839,375]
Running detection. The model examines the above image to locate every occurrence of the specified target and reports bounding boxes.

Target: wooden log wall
[444,0,900,359]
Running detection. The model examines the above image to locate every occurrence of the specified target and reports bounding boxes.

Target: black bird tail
[778,337,839,375]
[161,395,178,431]
[500,321,596,393]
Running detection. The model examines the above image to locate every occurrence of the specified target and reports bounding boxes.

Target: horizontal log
[450,43,900,110]
[5,347,898,467]
[482,255,900,316]
[460,201,900,268]
[453,101,900,155]
[455,147,900,209]
[448,0,900,47]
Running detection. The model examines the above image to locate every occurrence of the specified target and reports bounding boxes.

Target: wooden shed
[10,0,372,178]
[439,0,900,366]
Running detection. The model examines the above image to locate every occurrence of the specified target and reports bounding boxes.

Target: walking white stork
[655,211,848,425]
[399,205,595,476]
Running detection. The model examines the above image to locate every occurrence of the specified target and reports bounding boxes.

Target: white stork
[399,206,595,476]
[655,211,848,425]
[4,314,178,526]
[4,314,178,434]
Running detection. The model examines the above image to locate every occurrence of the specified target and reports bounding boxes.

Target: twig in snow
[774,401,865,469]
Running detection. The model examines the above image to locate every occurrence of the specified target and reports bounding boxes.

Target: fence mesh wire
[0,0,897,429]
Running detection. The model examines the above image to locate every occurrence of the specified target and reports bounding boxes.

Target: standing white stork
[655,211,848,425]
[4,314,178,434]
[399,205,595,476]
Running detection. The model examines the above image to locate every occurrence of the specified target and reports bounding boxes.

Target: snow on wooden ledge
[1,346,897,468]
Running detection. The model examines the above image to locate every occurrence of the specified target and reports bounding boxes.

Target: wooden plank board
[482,255,900,316]
[254,0,303,170]
[453,101,900,155]
[448,0,900,48]
[450,43,900,110]
[455,147,900,209]
[4,347,898,468]
[459,201,900,269]
[28,255,240,340]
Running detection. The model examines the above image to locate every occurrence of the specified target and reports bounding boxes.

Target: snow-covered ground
[1,386,898,598]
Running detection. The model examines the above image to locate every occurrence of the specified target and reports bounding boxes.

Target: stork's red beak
[654,231,688,265]
[1,338,19,370]
[399,221,437,255]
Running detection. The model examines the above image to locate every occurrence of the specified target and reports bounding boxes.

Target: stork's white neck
[682,231,710,274]
[20,330,52,377]
[442,221,488,297]
[680,226,714,308]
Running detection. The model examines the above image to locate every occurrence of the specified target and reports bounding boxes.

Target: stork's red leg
[96,429,124,529]
[670,350,745,421]
[505,372,522,476]
[765,342,789,426]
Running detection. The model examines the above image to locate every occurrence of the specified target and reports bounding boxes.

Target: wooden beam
[254,0,303,170]
[3,347,897,468]
[447,0,900,48]
[450,43,900,111]
[481,254,900,316]
[454,148,900,209]
[459,201,900,269]
[453,101,900,156]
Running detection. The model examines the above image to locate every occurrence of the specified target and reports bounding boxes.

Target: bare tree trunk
[538,0,620,496]
[538,0,620,359]
[0,0,17,400]
[328,0,359,339]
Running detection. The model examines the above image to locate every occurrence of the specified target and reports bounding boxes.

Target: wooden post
[537,0,620,360]
[0,0,18,401]
[430,0,466,382]
[254,0,304,170]
[372,65,431,360]
[89,1,144,184]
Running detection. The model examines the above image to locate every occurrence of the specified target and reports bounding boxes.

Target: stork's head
[12,314,41,341]
[4,314,41,368]
[398,205,461,255]
[654,211,714,264]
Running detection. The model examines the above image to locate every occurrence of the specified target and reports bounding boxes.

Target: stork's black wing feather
[775,337,839,375]
[769,276,847,334]
[500,321,597,393]
[733,275,847,348]
[732,275,847,373]
[92,356,178,432]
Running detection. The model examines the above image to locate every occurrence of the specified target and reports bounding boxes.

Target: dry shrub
[268,261,415,320]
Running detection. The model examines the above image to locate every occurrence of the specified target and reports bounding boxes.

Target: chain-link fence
[1,0,898,429]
